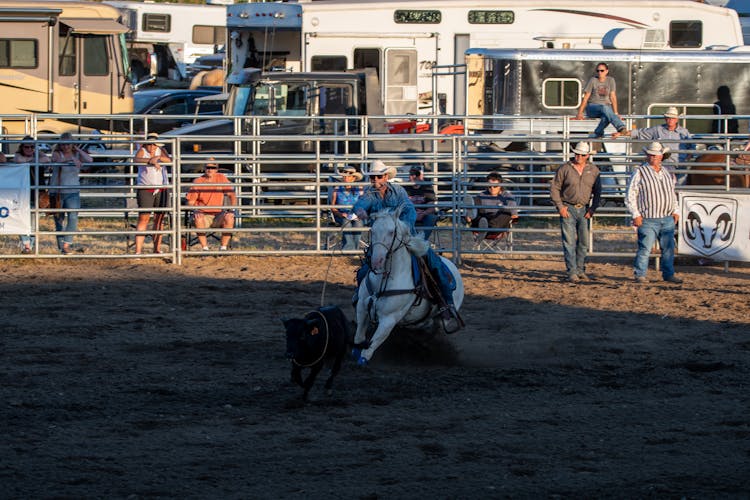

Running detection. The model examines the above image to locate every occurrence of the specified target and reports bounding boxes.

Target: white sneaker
[219,246,228,251]
[202,246,210,251]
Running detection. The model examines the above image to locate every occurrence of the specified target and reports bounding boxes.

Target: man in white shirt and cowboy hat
[626,141,682,284]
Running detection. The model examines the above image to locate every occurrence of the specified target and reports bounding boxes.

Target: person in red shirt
[185,160,237,250]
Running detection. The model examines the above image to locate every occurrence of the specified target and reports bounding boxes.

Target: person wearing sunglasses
[574,62,627,138]
[13,136,51,254]
[185,160,237,251]
[353,160,460,327]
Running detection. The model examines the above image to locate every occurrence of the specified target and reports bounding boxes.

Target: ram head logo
[683,199,737,256]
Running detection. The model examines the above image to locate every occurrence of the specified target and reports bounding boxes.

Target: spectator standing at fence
[50,132,92,254]
[625,141,682,284]
[330,165,364,251]
[613,106,694,183]
[134,132,171,254]
[404,165,438,240]
[185,159,237,251]
[14,137,50,254]
[465,171,518,232]
[574,62,627,138]
[550,142,602,283]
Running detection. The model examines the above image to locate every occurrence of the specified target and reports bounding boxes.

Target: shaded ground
[1,256,749,498]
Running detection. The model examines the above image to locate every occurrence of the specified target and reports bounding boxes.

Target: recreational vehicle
[226,0,744,119]
[105,1,227,82]
[0,0,133,137]
[464,47,750,149]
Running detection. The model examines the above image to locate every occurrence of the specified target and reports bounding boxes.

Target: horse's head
[368,207,428,271]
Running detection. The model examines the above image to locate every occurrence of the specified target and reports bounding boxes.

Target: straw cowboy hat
[571,142,593,156]
[336,164,363,181]
[364,160,397,180]
[145,132,164,146]
[663,106,681,118]
[643,141,671,158]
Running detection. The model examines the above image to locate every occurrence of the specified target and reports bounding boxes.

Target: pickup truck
[162,68,456,173]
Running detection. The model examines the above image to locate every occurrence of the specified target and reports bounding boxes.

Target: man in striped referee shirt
[625,142,683,284]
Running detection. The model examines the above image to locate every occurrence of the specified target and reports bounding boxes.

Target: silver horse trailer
[465,47,750,151]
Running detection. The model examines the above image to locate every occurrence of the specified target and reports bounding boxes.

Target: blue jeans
[334,215,363,251]
[586,103,625,137]
[560,205,590,277]
[54,192,80,249]
[416,213,438,240]
[634,216,676,279]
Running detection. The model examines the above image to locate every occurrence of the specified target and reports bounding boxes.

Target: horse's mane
[372,208,430,257]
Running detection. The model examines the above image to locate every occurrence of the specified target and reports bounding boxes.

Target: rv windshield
[119,34,131,81]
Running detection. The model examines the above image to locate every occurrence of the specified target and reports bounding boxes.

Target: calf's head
[282,317,322,360]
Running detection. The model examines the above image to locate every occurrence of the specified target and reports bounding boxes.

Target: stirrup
[439,306,464,334]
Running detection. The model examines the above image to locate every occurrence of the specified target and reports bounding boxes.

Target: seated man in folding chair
[185,159,237,251]
[464,172,519,242]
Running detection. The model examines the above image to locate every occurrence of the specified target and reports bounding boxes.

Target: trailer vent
[602,28,666,50]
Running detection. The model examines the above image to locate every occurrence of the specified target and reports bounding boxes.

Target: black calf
[282,305,351,400]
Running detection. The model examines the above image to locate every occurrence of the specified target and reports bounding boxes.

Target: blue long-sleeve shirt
[353,182,417,230]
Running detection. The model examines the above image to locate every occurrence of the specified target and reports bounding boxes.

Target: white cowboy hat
[336,164,363,181]
[145,132,165,146]
[663,106,681,119]
[571,142,593,156]
[363,160,397,180]
[643,141,670,157]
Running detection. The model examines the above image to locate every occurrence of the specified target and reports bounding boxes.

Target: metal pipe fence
[1,113,747,263]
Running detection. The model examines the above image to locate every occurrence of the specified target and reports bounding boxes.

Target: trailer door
[384,48,417,115]
[56,19,127,115]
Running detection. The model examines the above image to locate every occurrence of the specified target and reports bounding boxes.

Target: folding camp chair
[473,218,516,253]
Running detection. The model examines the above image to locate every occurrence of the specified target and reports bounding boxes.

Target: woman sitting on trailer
[574,62,627,138]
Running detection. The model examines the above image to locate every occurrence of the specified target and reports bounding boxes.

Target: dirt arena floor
[1,255,749,498]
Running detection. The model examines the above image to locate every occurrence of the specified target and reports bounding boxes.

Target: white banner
[679,191,750,262]
[0,164,30,235]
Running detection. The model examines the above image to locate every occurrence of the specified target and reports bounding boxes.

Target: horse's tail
[189,70,208,90]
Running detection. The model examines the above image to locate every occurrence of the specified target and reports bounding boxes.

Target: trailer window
[543,79,580,109]
[193,25,225,46]
[354,48,380,78]
[311,56,347,71]
[0,39,37,68]
[143,13,171,33]
[670,21,702,48]
[647,104,715,134]
[83,36,109,76]
[319,85,353,115]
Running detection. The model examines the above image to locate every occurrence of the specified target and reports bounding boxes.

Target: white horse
[353,208,464,364]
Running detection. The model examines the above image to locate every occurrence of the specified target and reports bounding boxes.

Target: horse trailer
[464,47,750,150]
[226,0,745,119]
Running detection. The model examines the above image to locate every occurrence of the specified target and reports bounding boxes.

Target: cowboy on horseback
[353,160,459,326]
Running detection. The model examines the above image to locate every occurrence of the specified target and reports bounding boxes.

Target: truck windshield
[230,82,311,116]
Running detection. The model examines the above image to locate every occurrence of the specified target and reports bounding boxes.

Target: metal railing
[1,112,747,263]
